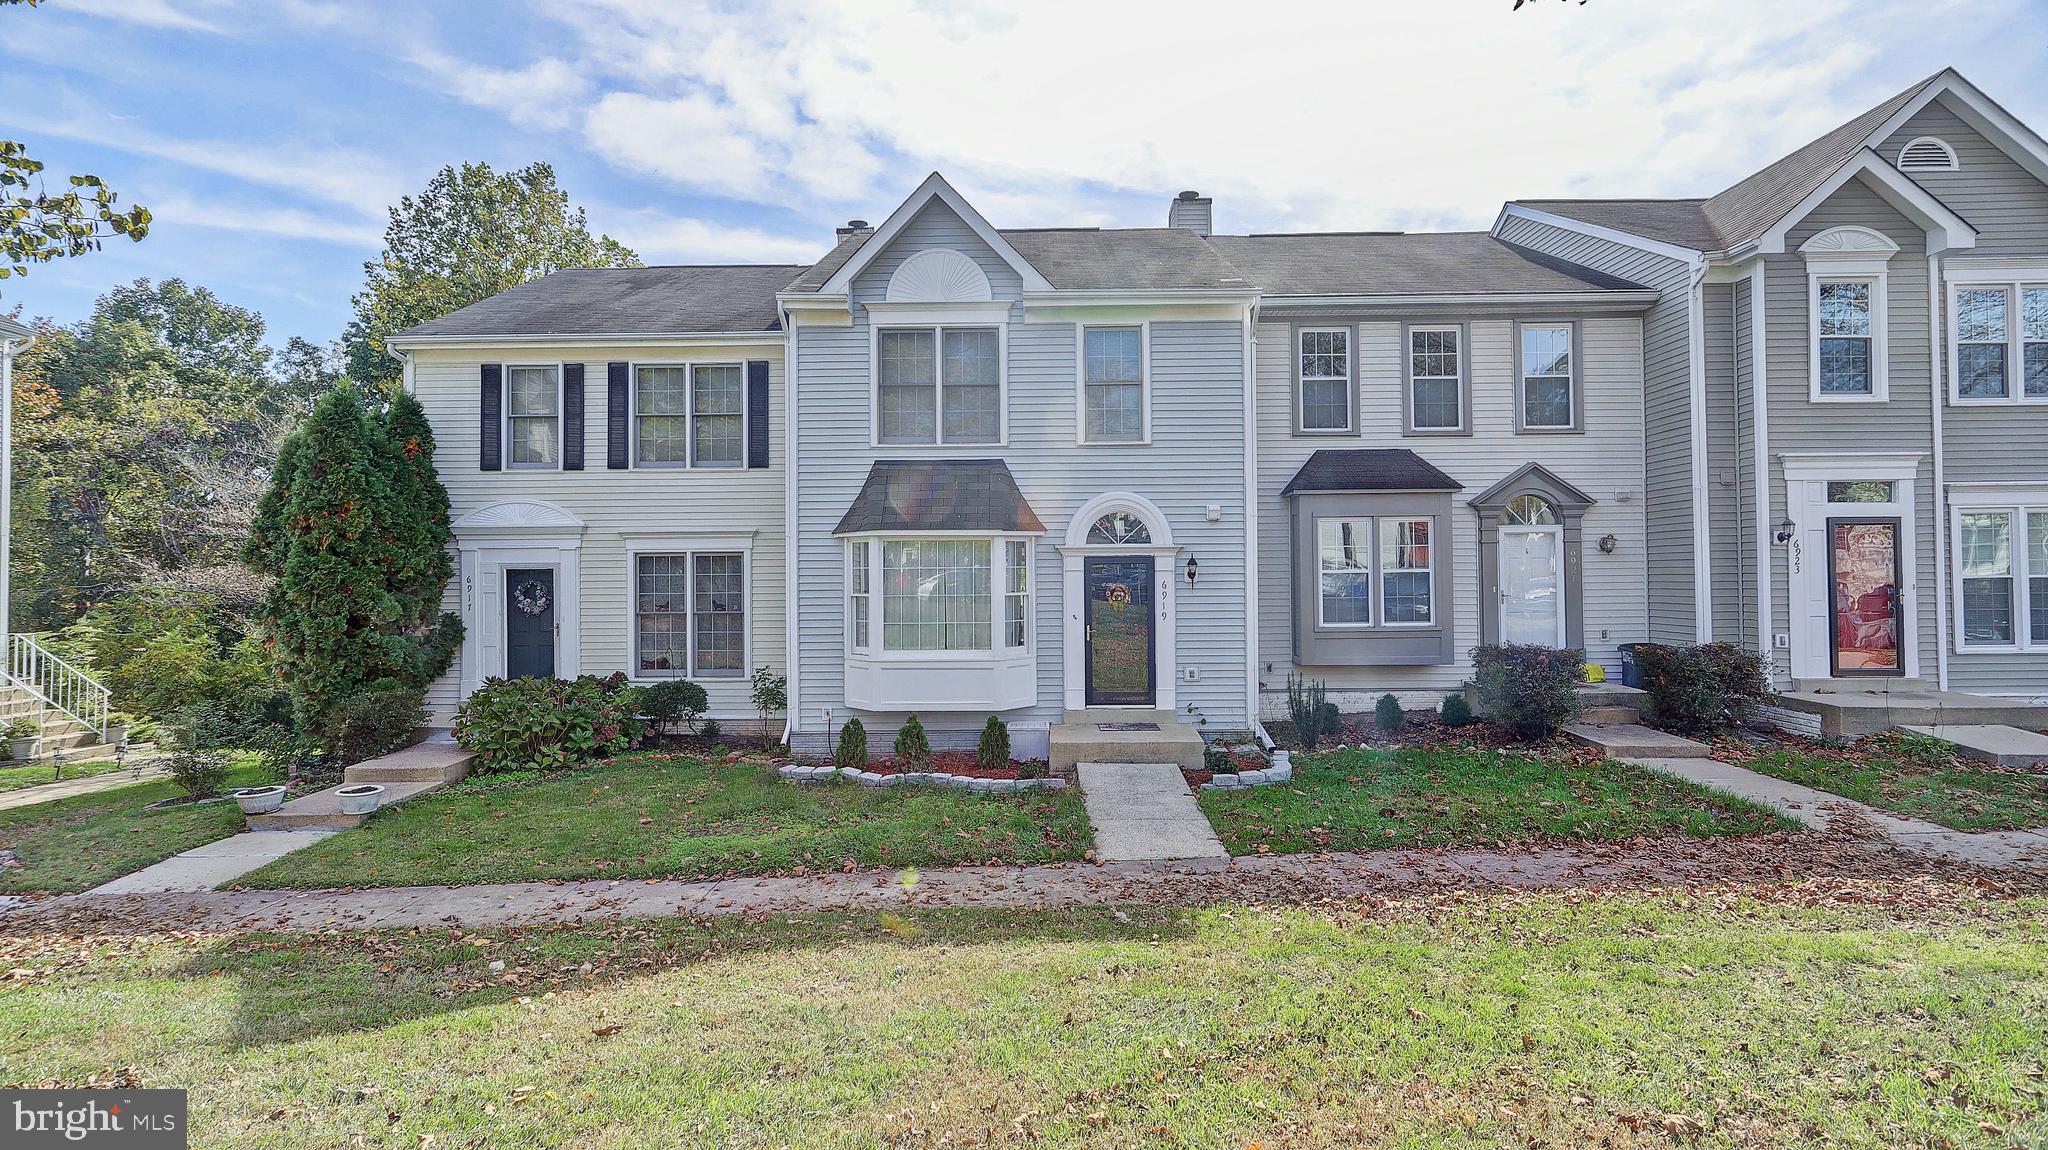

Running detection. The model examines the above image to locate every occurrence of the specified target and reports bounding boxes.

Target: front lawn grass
[1727,737,2048,831]
[3,888,2043,1147]
[0,756,136,793]
[0,762,270,894]
[1201,745,1793,855]
[237,753,1092,889]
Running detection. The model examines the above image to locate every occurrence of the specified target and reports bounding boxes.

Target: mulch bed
[1267,712,1527,753]
[845,752,1049,779]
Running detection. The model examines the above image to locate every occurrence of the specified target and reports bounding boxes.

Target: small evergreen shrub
[1016,759,1048,779]
[700,718,720,741]
[894,714,932,767]
[834,717,868,769]
[640,680,708,732]
[977,715,1010,771]
[1285,673,1329,749]
[1375,693,1404,733]
[749,666,787,738]
[1634,642,1771,735]
[453,675,642,773]
[1204,743,1238,773]
[319,682,427,766]
[1471,643,1585,740]
[1315,701,1344,745]
[1440,691,1473,728]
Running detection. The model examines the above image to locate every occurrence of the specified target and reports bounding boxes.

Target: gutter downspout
[781,309,800,747]
[1748,264,1774,674]
[1686,259,1715,643]
[1928,253,1948,691]
[1241,303,1270,750]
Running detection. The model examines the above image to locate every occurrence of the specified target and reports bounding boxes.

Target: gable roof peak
[814,171,1054,296]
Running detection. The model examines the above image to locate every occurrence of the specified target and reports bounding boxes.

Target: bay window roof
[833,459,1046,535]
[1281,449,1462,497]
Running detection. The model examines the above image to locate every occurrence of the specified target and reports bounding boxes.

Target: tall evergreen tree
[245,387,459,727]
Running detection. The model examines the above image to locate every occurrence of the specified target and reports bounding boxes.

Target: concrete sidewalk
[1075,762,1227,862]
[88,830,338,895]
[0,763,170,811]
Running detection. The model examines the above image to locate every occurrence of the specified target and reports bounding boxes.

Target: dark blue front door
[1084,556,1154,706]
[505,568,556,680]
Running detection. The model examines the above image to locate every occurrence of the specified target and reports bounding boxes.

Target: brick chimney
[1167,190,1212,236]
[836,219,873,245]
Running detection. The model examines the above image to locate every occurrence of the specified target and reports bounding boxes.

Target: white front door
[1499,527,1565,647]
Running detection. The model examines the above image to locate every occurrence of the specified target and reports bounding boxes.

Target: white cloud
[591,205,821,264]
[404,46,591,130]
[526,0,2025,233]
[49,0,227,33]
[147,193,383,247]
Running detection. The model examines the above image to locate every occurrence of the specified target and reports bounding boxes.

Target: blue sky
[3,0,2045,348]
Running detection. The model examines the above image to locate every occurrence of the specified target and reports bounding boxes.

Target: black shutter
[606,361,630,469]
[561,363,585,470]
[479,364,503,471]
[746,360,770,469]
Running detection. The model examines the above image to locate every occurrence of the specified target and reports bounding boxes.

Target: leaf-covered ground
[1717,733,2048,831]
[236,754,1093,890]
[0,763,271,894]
[3,883,2043,1147]
[1199,745,1794,855]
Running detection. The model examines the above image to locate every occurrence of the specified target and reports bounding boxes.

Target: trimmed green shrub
[453,675,642,773]
[1016,758,1048,780]
[1205,743,1240,774]
[1315,702,1344,744]
[834,718,868,769]
[1471,643,1585,740]
[319,682,426,766]
[1285,673,1329,749]
[1440,691,1473,727]
[977,715,1010,771]
[700,718,720,741]
[640,680,708,732]
[894,714,931,767]
[1375,693,1405,732]
[1633,642,1771,735]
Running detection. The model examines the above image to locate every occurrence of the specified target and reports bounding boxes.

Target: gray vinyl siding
[791,198,1250,746]
[1882,97,2048,693]
[1495,213,1697,643]
[1764,181,1937,682]
[1253,314,1648,716]
[412,342,787,726]
[1729,277,1758,649]
[1701,282,1747,644]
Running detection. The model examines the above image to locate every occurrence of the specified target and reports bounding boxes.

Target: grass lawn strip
[237,753,1093,890]
[1200,744,1794,855]
[0,762,270,894]
[1718,735,2048,832]
[3,886,2042,1147]
[0,756,137,793]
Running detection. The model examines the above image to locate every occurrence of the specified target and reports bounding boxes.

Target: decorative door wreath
[512,580,552,616]
[1103,582,1132,610]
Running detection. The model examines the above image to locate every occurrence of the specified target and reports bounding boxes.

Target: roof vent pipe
[1167,190,1212,236]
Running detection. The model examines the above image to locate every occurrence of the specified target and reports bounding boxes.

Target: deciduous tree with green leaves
[343,161,638,387]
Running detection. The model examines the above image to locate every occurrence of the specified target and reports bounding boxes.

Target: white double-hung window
[876,326,1002,444]
[632,550,746,678]
[845,537,1031,653]
[633,363,744,467]
[1954,502,2048,650]
[1297,327,1351,432]
[505,365,562,468]
[1315,517,1434,628]
[1080,325,1146,443]
[1949,276,2048,403]
[1407,325,1463,431]
[1815,280,1881,397]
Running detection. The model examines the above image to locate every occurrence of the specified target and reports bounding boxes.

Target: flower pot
[5,736,38,761]
[105,723,129,748]
[336,784,385,816]
[232,785,287,815]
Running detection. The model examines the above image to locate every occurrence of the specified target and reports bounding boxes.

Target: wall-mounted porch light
[1598,534,1618,554]
[1774,518,1796,545]
[1184,555,1199,585]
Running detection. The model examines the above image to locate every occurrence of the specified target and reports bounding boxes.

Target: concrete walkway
[0,762,170,811]
[87,830,338,894]
[1075,762,1227,862]
[1624,756,2048,868]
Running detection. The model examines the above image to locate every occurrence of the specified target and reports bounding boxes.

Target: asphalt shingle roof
[1280,449,1463,496]
[1003,228,1252,290]
[832,459,1046,535]
[1204,232,1647,296]
[395,265,804,339]
[1511,199,1720,250]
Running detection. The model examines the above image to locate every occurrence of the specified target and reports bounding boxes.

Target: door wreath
[513,580,552,616]
[1103,582,1131,610]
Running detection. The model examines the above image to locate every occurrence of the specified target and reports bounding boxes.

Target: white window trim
[867,315,1010,449]
[623,537,753,683]
[1405,324,1465,433]
[1312,515,1438,631]
[1074,321,1150,446]
[1297,326,1353,433]
[503,362,567,471]
[841,533,1034,660]
[1376,516,1436,628]
[1947,486,2048,653]
[1778,451,1923,680]
[1514,320,1579,431]
[1945,269,2048,406]
[846,539,872,654]
[1806,274,1889,402]
[628,360,748,470]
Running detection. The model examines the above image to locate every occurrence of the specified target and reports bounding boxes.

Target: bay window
[1950,278,2048,402]
[632,551,746,678]
[877,326,1001,445]
[1955,505,2048,650]
[1379,518,1434,624]
[844,536,1033,654]
[1316,516,1435,628]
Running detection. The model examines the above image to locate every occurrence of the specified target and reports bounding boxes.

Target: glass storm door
[1084,556,1154,706]
[1827,519,1902,675]
[505,568,557,680]
[1499,528,1564,647]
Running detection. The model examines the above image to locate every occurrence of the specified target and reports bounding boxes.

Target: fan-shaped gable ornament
[885,248,993,303]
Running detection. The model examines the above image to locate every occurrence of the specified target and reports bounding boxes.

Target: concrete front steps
[1901,724,2048,770]
[0,684,102,754]
[1575,683,1647,726]
[1050,710,1205,773]
[1566,722,1714,759]
[1773,683,2048,740]
[248,736,475,831]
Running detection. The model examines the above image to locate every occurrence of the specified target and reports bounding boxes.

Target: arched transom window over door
[1501,495,1557,526]
[1086,510,1151,545]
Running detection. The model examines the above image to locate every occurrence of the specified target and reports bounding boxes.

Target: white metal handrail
[8,633,111,742]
